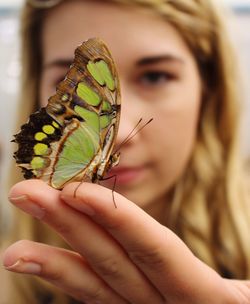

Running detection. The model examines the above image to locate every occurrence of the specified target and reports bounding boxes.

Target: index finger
[61,182,229,301]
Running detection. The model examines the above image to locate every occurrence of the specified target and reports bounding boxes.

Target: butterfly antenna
[113,118,142,153]
[114,118,153,154]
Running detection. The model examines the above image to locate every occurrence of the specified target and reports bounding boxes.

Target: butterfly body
[14,38,121,189]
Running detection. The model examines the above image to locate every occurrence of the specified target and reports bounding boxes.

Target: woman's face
[39,0,202,218]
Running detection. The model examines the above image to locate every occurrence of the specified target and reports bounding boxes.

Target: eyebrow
[136,54,184,66]
[43,54,184,70]
[43,58,74,69]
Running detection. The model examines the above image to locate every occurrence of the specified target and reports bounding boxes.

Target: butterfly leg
[73,172,98,198]
[100,174,117,208]
[73,182,82,198]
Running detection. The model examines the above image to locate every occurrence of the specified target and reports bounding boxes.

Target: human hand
[3,180,250,303]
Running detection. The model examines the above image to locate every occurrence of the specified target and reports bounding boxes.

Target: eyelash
[138,71,176,87]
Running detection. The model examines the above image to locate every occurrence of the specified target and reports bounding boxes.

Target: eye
[138,71,175,87]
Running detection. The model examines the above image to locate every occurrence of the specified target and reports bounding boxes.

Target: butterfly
[13,38,121,190]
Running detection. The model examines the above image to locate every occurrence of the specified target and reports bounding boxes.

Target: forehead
[41,0,192,66]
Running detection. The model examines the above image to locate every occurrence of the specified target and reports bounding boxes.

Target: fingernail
[5,259,42,275]
[61,195,95,216]
[9,195,45,219]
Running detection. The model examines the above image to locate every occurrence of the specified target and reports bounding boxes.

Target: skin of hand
[3,180,250,304]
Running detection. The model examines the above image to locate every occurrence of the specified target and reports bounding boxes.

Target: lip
[106,166,146,185]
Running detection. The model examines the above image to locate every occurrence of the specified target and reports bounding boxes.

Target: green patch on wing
[52,123,100,188]
[31,157,45,170]
[87,60,115,91]
[76,82,101,106]
[100,115,111,129]
[74,105,100,133]
[102,100,112,112]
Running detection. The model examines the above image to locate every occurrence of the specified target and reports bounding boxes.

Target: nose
[114,83,140,149]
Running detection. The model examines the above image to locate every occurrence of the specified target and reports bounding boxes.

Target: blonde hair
[7,0,250,302]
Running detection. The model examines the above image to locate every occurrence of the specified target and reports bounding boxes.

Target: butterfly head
[109,152,120,169]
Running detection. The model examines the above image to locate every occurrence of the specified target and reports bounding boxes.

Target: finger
[9,180,164,304]
[3,240,127,304]
[228,280,250,300]
[61,182,233,302]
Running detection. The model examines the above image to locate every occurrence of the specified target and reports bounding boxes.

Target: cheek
[148,98,200,182]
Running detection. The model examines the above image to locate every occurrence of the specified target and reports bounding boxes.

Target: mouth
[106,165,146,185]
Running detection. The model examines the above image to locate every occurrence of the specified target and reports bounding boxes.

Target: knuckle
[129,246,165,268]
[95,212,124,231]
[104,219,123,231]
[128,226,174,268]
[53,221,73,236]
[41,265,63,281]
[93,255,121,278]
[81,286,106,303]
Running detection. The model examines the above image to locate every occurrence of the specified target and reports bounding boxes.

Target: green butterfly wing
[13,38,121,189]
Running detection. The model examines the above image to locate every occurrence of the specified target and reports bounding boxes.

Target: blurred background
[0,0,250,226]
